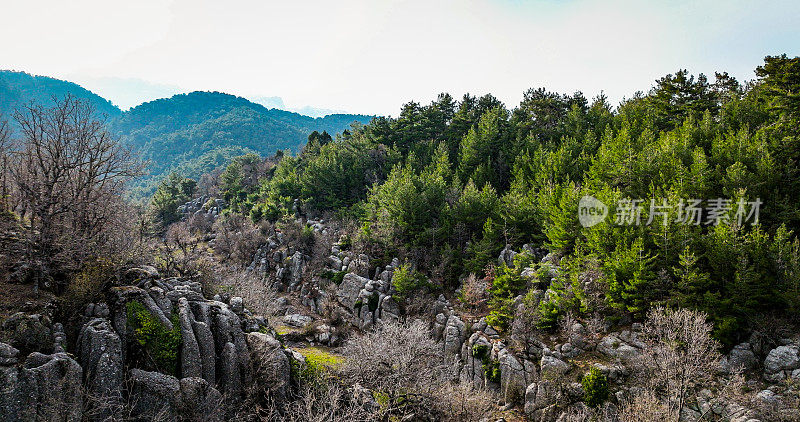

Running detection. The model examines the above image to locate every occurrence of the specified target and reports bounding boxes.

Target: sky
[1,0,798,116]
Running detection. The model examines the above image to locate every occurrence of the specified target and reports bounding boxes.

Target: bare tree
[338,320,493,421]
[623,307,750,422]
[0,116,11,211]
[9,95,144,288]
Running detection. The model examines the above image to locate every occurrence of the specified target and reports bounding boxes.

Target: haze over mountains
[0,70,375,196]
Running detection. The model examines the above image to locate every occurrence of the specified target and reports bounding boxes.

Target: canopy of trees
[237,55,800,345]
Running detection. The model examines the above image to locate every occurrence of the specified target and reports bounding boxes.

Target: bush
[59,259,117,321]
[486,263,527,330]
[582,367,609,407]
[472,344,500,384]
[391,264,432,299]
[126,300,182,375]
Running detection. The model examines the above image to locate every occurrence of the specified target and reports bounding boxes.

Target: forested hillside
[0,72,375,197]
[0,70,121,125]
[205,55,800,346]
[3,56,800,422]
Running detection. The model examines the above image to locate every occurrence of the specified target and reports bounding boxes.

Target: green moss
[290,347,344,385]
[297,347,344,368]
[126,300,182,375]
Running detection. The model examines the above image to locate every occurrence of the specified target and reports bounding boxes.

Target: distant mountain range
[0,70,375,197]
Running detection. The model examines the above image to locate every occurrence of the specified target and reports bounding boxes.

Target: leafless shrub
[338,320,492,421]
[320,294,353,329]
[339,319,443,394]
[157,221,207,278]
[585,312,605,336]
[626,307,753,422]
[619,390,673,422]
[187,212,214,234]
[431,381,495,422]
[559,310,577,338]
[212,213,265,268]
[276,217,315,255]
[558,402,618,422]
[223,270,279,318]
[245,380,378,422]
[457,273,488,312]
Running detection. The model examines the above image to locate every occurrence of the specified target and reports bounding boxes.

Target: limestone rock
[0,352,83,422]
[443,315,467,356]
[337,273,370,310]
[540,355,569,379]
[77,318,123,408]
[763,345,800,382]
[246,332,291,410]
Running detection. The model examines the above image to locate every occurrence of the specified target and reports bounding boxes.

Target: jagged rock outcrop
[1,313,55,356]
[129,369,223,421]
[763,344,800,382]
[0,349,83,422]
[77,317,124,417]
[443,315,467,356]
[246,332,291,411]
[524,380,560,419]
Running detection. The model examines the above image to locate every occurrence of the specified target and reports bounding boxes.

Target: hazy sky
[2,0,798,115]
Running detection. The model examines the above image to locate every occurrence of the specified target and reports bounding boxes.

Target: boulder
[498,349,536,403]
[129,369,223,421]
[192,319,217,385]
[0,352,83,422]
[337,273,370,310]
[178,298,203,379]
[1,313,54,355]
[597,334,640,361]
[246,333,291,410]
[77,318,123,408]
[283,314,312,328]
[540,355,569,379]
[524,380,558,416]
[229,297,244,314]
[723,343,758,373]
[763,345,800,382]
[443,315,467,356]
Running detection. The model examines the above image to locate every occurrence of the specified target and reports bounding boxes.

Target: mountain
[112,91,374,196]
[0,70,121,126]
[0,71,375,197]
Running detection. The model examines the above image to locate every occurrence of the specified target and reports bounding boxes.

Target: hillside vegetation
[0,71,374,197]
[209,55,800,346]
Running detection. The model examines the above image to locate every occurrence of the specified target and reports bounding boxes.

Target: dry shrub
[626,307,754,422]
[619,390,673,422]
[223,270,279,318]
[457,273,488,312]
[212,214,266,268]
[320,295,353,329]
[431,382,495,422]
[157,221,205,277]
[339,319,443,394]
[338,320,492,421]
[245,380,378,422]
